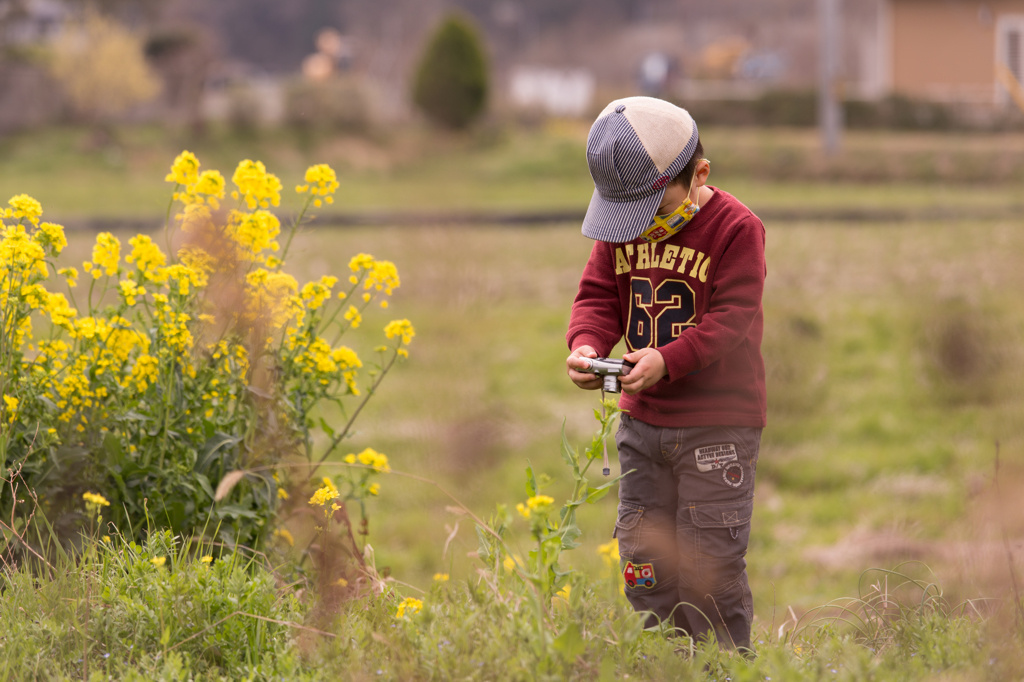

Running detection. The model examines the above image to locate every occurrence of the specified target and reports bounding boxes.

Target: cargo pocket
[688,497,754,586]
[613,502,645,558]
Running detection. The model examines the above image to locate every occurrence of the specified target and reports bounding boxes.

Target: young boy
[566,96,766,651]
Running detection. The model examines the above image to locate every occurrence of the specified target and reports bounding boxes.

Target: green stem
[311,346,402,475]
[276,196,314,269]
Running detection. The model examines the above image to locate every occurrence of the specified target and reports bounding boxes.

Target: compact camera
[577,357,636,393]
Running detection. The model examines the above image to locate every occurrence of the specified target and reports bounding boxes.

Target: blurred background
[1,0,1023,623]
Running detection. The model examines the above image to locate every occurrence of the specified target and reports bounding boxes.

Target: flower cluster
[165,151,227,209]
[295,164,339,208]
[515,494,555,519]
[395,597,423,619]
[344,447,391,473]
[231,159,282,210]
[1,153,414,558]
[597,539,620,568]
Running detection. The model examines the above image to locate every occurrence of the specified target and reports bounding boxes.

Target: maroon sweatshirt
[567,187,767,428]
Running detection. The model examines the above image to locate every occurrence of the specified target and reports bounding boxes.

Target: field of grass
[3,123,1024,219]
[3,123,1024,678]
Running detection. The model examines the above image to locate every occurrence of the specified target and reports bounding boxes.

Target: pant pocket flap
[688,498,753,528]
[615,502,645,532]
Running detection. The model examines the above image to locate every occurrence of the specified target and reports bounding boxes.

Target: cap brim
[581,186,666,243]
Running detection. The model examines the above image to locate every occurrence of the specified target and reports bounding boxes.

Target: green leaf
[560,422,579,470]
[475,524,493,563]
[197,433,241,472]
[318,417,336,439]
[561,525,582,550]
[553,623,586,660]
[586,469,635,503]
[525,462,537,497]
[195,473,215,501]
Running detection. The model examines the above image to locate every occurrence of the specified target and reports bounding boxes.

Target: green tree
[412,14,488,130]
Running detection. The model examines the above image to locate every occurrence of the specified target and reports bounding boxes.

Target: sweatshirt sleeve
[567,241,623,355]
[659,217,766,380]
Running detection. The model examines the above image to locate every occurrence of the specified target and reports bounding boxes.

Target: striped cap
[582,96,699,242]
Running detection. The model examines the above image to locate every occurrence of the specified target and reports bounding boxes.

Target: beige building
[885,0,1024,106]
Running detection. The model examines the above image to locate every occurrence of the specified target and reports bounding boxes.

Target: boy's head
[582,96,704,243]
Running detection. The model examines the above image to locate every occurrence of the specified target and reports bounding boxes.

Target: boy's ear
[695,159,711,186]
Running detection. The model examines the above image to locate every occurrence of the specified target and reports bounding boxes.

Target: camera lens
[603,375,620,393]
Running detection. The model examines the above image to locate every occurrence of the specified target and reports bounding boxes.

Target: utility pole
[818,0,843,155]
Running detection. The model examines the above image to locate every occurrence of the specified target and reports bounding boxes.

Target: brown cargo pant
[613,414,761,651]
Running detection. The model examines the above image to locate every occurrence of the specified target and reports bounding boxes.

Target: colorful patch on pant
[622,561,656,589]
[723,462,744,488]
[694,443,738,472]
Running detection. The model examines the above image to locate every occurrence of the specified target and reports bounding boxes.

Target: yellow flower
[300,275,337,310]
[165,151,200,185]
[102,536,111,543]
[3,395,18,423]
[309,481,339,507]
[304,163,339,197]
[191,169,225,199]
[150,557,166,567]
[433,573,449,582]
[344,454,356,464]
[82,491,110,507]
[8,194,43,225]
[277,487,290,500]
[343,305,361,329]
[348,253,375,273]
[368,482,380,496]
[58,267,78,288]
[503,555,521,573]
[201,555,213,564]
[273,528,295,547]
[119,278,145,306]
[131,354,159,392]
[126,235,166,278]
[36,222,67,254]
[91,232,121,276]
[527,494,554,510]
[355,447,390,472]
[230,209,281,256]
[384,319,415,345]
[335,577,348,587]
[231,159,282,210]
[515,503,530,519]
[365,260,400,295]
[395,597,423,619]
[556,584,572,602]
[597,539,620,567]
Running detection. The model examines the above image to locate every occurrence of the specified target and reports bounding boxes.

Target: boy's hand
[619,348,667,394]
[566,346,603,390]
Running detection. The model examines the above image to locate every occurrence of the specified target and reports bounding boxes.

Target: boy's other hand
[566,346,603,390]
[619,348,667,394]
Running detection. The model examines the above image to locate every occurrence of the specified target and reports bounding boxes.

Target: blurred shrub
[919,300,1012,405]
[225,83,263,137]
[763,312,830,420]
[285,77,369,135]
[845,95,955,130]
[48,10,160,121]
[0,153,412,552]
[412,14,488,130]
[685,90,974,131]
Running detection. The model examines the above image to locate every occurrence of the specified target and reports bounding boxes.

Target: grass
[44,212,1024,616]
[3,123,1024,678]
[3,123,1024,219]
